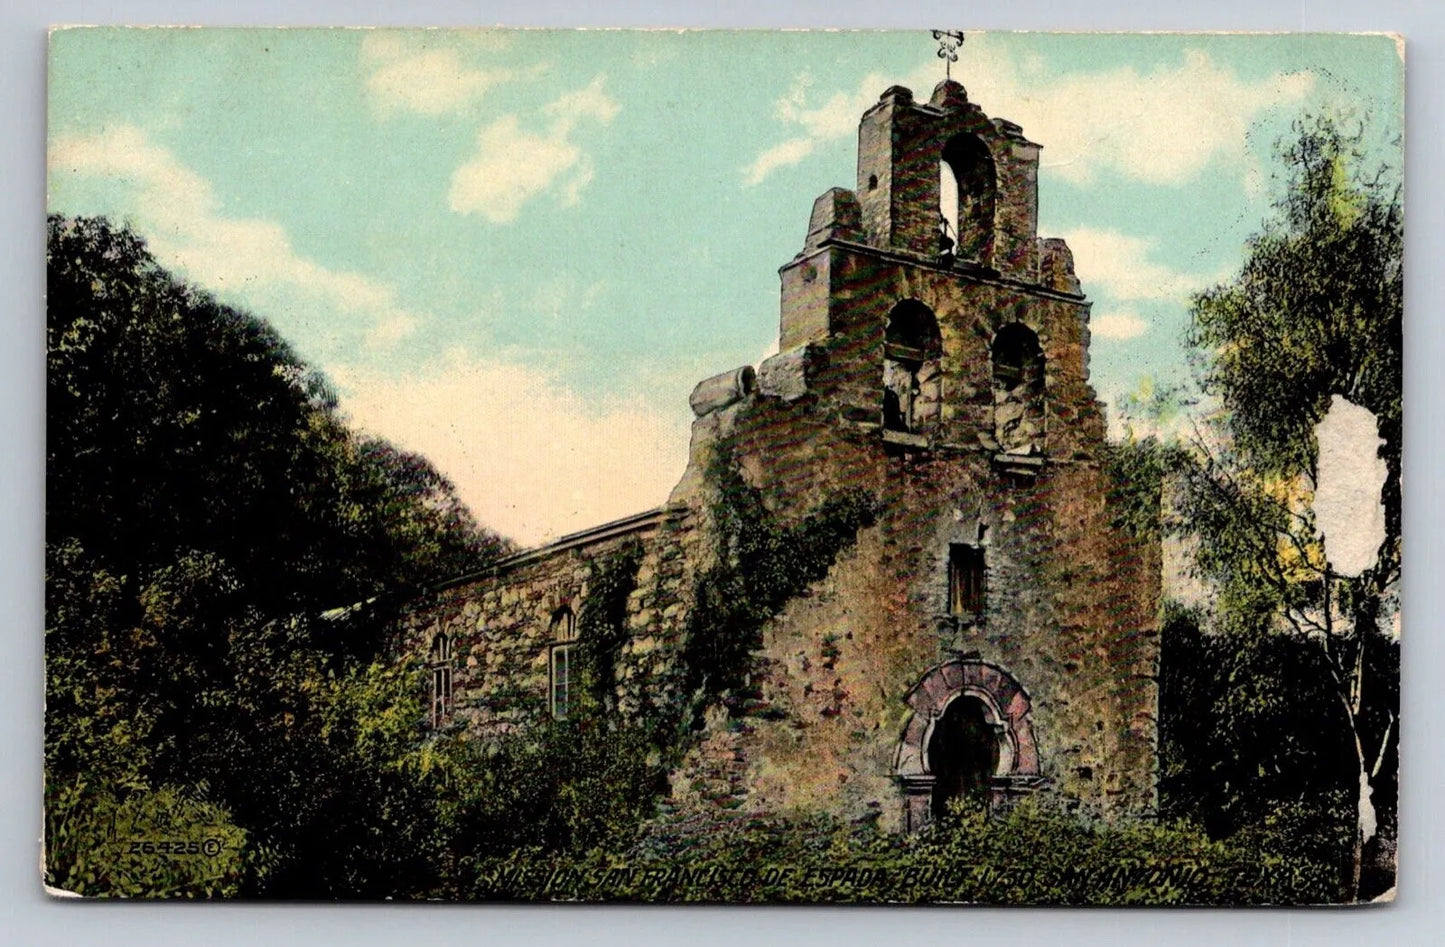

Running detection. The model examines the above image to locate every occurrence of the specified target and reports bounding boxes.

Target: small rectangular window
[551,644,573,719]
[949,544,985,618]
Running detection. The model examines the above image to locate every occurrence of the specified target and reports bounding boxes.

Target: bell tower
[680,70,1157,829]
[774,78,1098,472]
[854,80,1040,276]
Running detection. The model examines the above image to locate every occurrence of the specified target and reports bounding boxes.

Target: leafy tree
[1177,115,1401,899]
[1156,608,1369,865]
[45,215,510,896]
[47,215,509,609]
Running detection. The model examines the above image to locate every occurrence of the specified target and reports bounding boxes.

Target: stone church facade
[398,79,1161,832]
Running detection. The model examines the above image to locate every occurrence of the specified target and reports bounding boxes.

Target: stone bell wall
[396,76,1160,837]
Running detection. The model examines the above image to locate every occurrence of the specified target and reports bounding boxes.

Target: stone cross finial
[932,30,965,81]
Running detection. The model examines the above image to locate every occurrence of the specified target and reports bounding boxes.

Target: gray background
[4,1,1440,944]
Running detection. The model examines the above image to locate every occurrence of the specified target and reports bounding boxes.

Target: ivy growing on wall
[575,541,645,714]
[680,439,877,714]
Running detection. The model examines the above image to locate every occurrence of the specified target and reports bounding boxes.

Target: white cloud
[990,48,1316,186]
[449,76,619,223]
[1061,226,1227,303]
[745,68,908,185]
[776,74,877,140]
[545,76,621,131]
[1090,311,1149,341]
[747,39,1314,187]
[50,122,687,546]
[333,351,690,547]
[361,32,518,116]
[365,312,423,349]
[49,124,424,347]
[743,138,816,187]
[450,116,586,222]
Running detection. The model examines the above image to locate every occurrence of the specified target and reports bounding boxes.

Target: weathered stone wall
[662,384,1159,828]
[781,245,1103,462]
[396,511,699,745]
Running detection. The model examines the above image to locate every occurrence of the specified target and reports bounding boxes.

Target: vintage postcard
[44,29,1402,903]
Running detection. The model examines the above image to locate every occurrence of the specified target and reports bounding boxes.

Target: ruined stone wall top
[854,81,1040,279]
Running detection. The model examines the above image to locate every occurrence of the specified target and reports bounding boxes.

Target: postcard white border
[5,0,1442,944]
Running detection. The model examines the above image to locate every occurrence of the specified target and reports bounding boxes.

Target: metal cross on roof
[932,30,965,81]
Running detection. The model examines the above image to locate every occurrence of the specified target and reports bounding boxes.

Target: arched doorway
[927,694,1001,818]
[894,659,1043,831]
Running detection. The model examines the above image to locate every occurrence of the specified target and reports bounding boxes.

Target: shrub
[44,779,247,898]
[464,798,1342,905]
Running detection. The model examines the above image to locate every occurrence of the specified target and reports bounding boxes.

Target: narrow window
[948,544,985,619]
[549,607,578,719]
[430,633,453,726]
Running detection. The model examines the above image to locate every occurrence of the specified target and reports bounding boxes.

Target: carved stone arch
[548,602,578,642]
[540,586,580,620]
[894,659,1043,831]
[424,622,447,654]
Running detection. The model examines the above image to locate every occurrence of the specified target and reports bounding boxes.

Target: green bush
[1157,606,1387,899]
[432,716,670,895]
[464,798,1342,905]
[44,779,247,898]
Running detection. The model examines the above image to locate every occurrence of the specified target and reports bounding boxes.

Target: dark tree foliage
[45,215,509,897]
[1100,436,1185,541]
[1159,612,1351,836]
[1158,608,1398,896]
[47,215,508,611]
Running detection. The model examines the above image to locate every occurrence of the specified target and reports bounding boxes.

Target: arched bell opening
[991,322,1046,456]
[940,133,996,264]
[882,300,943,435]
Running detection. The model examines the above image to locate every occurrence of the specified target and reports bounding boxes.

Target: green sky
[47,29,1403,544]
